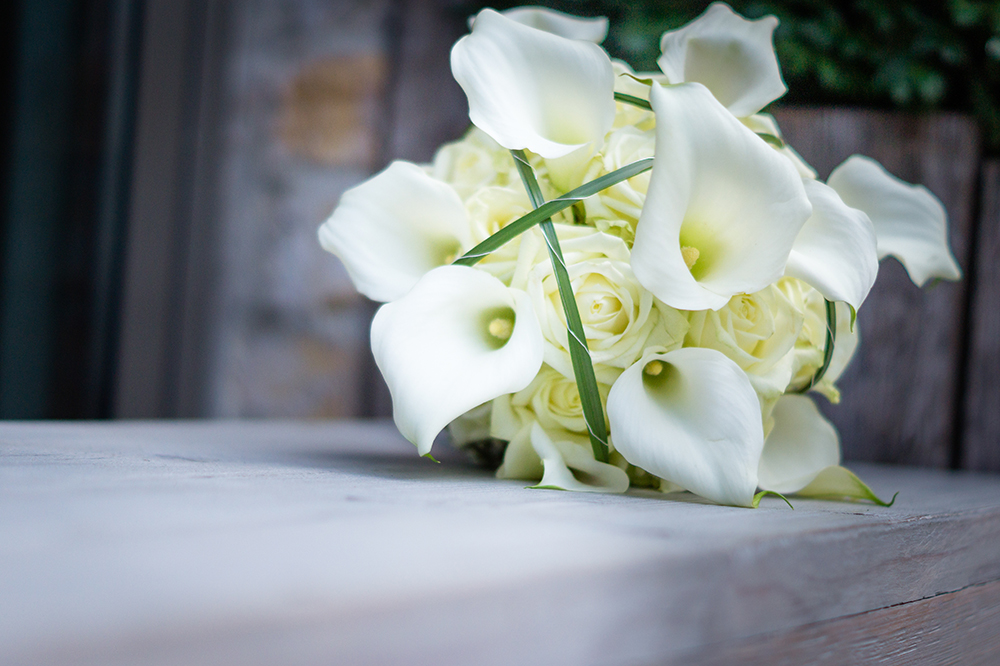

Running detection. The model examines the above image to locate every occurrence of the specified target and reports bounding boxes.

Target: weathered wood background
[115,0,999,472]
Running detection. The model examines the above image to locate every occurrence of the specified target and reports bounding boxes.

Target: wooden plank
[683,580,1000,666]
[963,160,1000,472]
[3,421,1000,666]
[772,108,980,468]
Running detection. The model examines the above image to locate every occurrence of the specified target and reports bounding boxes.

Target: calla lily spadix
[318,161,470,302]
[657,2,786,118]
[631,82,812,311]
[828,155,962,287]
[785,179,880,310]
[757,394,840,494]
[606,347,764,507]
[371,266,543,456]
[451,9,616,159]
[470,6,610,43]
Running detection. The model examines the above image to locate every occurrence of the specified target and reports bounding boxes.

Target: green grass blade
[452,157,653,266]
[790,298,838,394]
[614,91,652,111]
[509,149,611,463]
[756,132,785,148]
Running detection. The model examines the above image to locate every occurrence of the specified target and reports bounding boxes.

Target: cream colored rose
[685,284,803,413]
[611,60,660,130]
[447,401,492,447]
[430,127,518,200]
[463,186,535,285]
[581,124,656,244]
[511,364,613,435]
[527,227,686,379]
[778,277,859,403]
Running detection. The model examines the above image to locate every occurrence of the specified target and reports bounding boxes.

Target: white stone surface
[2,421,999,665]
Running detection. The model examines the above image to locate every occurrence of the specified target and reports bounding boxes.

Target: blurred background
[0,0,997,470]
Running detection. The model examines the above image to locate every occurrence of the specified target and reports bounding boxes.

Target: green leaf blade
[509,149,611,463]
[790,298,838,394]
[453,157,653,266]
[614,91,653,111]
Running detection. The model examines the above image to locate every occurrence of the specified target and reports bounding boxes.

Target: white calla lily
[530,423,629,493]
[657,2,786,117]
[631,82,811,311]
[757,395,840,493]
[451,9,616,159]
[796,466,896,505]
[471,7,609,43]
[606,347,764,506]
[828,155,962,286]
[318,161,470,302]
[785,179,879,310]
[371,266,543,456]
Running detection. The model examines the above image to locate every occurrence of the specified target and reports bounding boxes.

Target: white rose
[447,402,493,447]
[778,277,860,403]
[527,226,686,380]
[430,127,518,200]
[581,124,656,244]
[686,284,803,426]
[463,186,535,285]
[511,364,613,435]
[611,60,660,130]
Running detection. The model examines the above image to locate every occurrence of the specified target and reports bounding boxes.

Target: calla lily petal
[318,161,470,302]
[757,395,840,493]
[371,266,544,456]
[657,2,786,117]
[827,155,962,286]
[606,347,764,506]
[471,7,609,43]
[529,423,629,493]
[796,466,897,506]
[632,82,811,311]
[785,179,879,310]
[451,9,616,159]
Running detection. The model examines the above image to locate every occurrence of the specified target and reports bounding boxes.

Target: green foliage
[464,0,1000,151]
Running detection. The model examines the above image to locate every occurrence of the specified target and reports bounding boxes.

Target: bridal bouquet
[319,4,961,506]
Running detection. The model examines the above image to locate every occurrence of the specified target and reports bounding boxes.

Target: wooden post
[772,108,981,468]
[962,160,1000,471]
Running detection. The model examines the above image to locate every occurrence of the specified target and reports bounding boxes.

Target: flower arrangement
[319,3,961,507]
